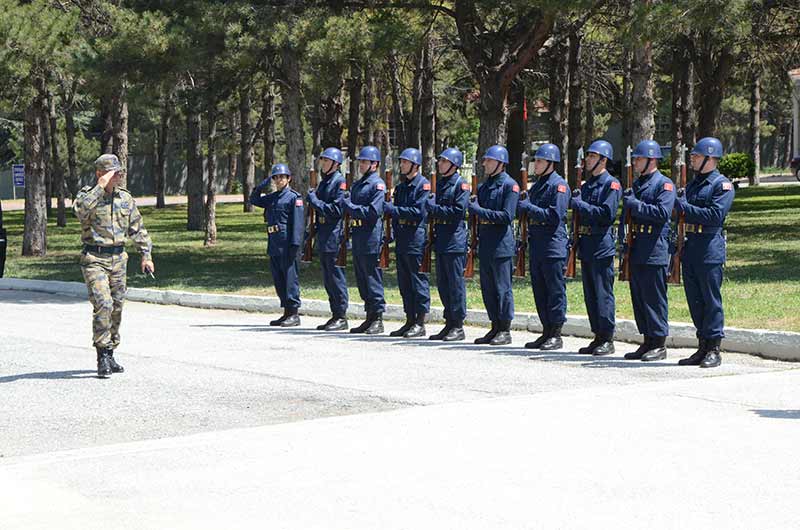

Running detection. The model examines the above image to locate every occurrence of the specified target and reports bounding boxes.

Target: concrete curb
[1,277,797,361]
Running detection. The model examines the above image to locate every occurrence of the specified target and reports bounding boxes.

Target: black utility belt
[685,224,722,235]
[350,219,371,228]
[577,226,611,236]
[83,244,124,255]
[631,223,662,234]
[267,225,282,234]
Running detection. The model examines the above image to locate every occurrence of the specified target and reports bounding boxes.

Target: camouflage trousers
[80,251,128,350]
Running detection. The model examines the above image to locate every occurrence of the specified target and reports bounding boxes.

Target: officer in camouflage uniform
[73,154,153,378]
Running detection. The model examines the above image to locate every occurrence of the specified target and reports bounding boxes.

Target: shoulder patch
[512,184,520,193]
[610,181,621,191]
[422,183,431,191]
[664,182,674,192]
[377,183,385,191]
[461,182,470,191]
[722,182,732,191]
[295,198,304,207]
[339,182,347,190]
[557,184,567,193]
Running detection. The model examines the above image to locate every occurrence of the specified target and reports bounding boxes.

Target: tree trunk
[420,34,436,178]
[23,95,47,257]
[362,67,375,146]
[204,106,218,246]
[63,86,79,198]
[749,71,761,185]
[408,46,423,149]
[240,85,255,213]
[47,92,66,227]
[225,109,239,194]
[346,63,362,176]
[621,48,633,153]
[475,84,508,178]
[320,81,344,149]
[280,43,308,193]
[111,80,129,188]
[100,94,113,154]
[310,98,322,159]
[388,51,407,150]
[186,94,205,231]
[156,90,171,209]
[506,82,525,182]
[548,32,568,175]
[40,97,52,219]
[691,38,734,139]
[631,17,656,143]
[566,29,583,185]
[262,86,276,176]
[584,73,595,148]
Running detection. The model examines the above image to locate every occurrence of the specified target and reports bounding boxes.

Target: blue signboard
[12,164,24,187]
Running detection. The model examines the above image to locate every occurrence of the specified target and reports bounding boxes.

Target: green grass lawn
[3,184,800,331]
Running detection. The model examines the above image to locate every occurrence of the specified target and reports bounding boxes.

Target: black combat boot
[624,336,651,360]
[324,314,348,331]
[475,322,499,344]
[490,320,512,346]
[678,339,707,366]
[96,348,112,379]
[390,314,415,337]
[280,308,300,327]
[317,316,335,330]
[107,348,124,373]
[641,336,667,362]
[429,320,452,340]
[350,313,373,334]
[540,325,563,351]
[524,325,550,350]
[579,336,601,355]
[270,308,290,326]
[700,338,722,368]
[443,321,465,342]
[591,334,615,356]
[403,313,426,338]
[364,313,384,335]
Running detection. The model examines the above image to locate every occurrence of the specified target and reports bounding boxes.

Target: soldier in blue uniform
[427,148,469,342]
[384,148,431,338]
[621,140,676,362]
[250,163,306,327]
[341,146,387,335]
[675,137,735,368]
[306,147,349,331]
[518,143,569,350]
[570,139,622,356]
[467,145,520,345]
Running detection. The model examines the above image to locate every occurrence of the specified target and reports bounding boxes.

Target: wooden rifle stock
[379,161,393,269]
[513,156,529,278]
[619,146,633,281]
[301,159,317,263]
[565,148,584,279]
[464,172,478,278]
[419,172,436,273]
[668,144,686,284]
[335,159,352,268]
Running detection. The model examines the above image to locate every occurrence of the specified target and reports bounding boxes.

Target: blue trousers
[320,251,348,316]
[530,258,567,327]
[353,253,385,315]
[682,261,725,339]
[396,252,430,317]
[630,264,669,337]
[479,255,514,322]
[581,256,615,336]
[436,252,467,324]
[270,253,300,310]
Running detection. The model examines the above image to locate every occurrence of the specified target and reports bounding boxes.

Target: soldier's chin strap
[535,160,553,177]
[323,163,339,177]
[401,164,419,178]
[361,162,378,177]
[488,160,503,177]
[588,156,604,176]
[441,161,456,177]
[698,156,711,175]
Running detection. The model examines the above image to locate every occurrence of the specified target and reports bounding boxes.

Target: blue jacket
[250,183,305,258]
[518,171,569,260]
[385,173,429,255]
[429,172,469,254]
[678,169,734,265]
[307,170,346,254]
[342,170,386,256]
[572,170,622,261]
[468,171,520,259]
[623,170,676,266]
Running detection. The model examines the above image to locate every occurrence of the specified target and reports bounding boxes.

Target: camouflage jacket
[73,184,152,258]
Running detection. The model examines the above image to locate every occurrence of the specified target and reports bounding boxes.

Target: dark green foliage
[719,153,756,180]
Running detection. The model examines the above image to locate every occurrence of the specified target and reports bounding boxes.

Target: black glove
[469,195,478,203]
[623,187,633,197]
[676,188,686,198]
[571,188,581,198]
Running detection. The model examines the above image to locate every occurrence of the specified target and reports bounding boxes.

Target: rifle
[464,161,478,279]
[667,143,687,284]
[379,155,393,270]
[419,170,436,273]
[335,156,352,268]
[565,147,584,279]
[301,156,317,264]
[513,153,529,278]
[618,146,633,281]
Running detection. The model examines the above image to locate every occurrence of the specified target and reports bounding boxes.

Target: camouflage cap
[95,154,123,172]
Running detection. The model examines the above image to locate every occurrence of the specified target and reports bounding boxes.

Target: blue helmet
[321,147,344,164]
[399,147,422,166]
[587,140,613,160]
[357,145,381,162]
[438,147,463,168]
[632,140,663,159]
[483,145,509,164]
[691,137,723,158]
[534,143,561,163]
[270,163,291,177]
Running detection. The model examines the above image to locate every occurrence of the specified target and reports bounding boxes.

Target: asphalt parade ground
[1,289,799,529]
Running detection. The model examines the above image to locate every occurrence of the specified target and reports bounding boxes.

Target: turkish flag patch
[512,184,520,193]
[377,183,385,191]
[722,182,732,191]
[557,184,567,193]
[423,183,431,191]
[461,183,470,191]
[610,181,621,190]
[339,182,347,190]
[295,199,304,206]
[664,182,674,191]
